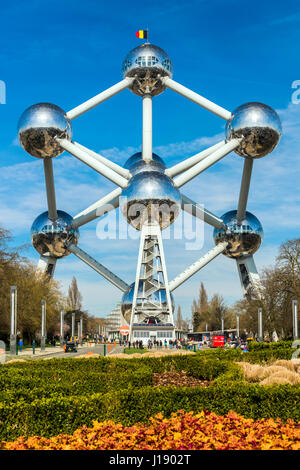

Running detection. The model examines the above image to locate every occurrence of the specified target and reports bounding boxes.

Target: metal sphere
[124,152,166,176]
[18,103,72,159]
[31,210,79,259]
[121,281,175,324]
[213,210,263,259]
[120,158,181,230]
[225,102,282,158]
[122,44,173,96]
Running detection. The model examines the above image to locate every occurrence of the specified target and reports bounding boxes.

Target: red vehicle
[212,335,225,348]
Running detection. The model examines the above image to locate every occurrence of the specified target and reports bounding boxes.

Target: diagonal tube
[66,78,133,120]
[67,243,129,292]
[165,140,226,178]
[169,242,228,292]
[173,139,242,188]
[37,255,57,279]
[73,142,131,179]
[43,158,57,221]
[163,77,231,120]
[236,158,254,223]
[57,139,129,188]
[72,188,121,229]
[181,194,226,230]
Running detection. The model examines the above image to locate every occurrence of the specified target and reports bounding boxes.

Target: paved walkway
[6,343,122,360]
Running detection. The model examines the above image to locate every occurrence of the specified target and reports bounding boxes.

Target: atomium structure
[18,40,282,342]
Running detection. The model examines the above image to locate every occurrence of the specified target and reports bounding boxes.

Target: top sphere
[18,103,72,159]
[225,102,281,158]
[122,44,173,96]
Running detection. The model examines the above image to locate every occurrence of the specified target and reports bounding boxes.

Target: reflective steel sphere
[31,210,79,258]
[121,154,181,230]
[225,102,281,158]
[121,281,175,324]
[18,103,72,158]
[213,210,263,258]
[122,44,173,96]
[124,152,166,176]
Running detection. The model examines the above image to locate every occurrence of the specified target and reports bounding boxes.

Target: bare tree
[66,277,82,312]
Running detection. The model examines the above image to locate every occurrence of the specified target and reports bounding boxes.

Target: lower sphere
[121,281,175,324]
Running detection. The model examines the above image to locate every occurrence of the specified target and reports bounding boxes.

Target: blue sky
[0,0,300,319]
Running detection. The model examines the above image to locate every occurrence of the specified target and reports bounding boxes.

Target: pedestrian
[18,338,23,352]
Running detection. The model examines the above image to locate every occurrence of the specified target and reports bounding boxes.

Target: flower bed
[2,410,300,450]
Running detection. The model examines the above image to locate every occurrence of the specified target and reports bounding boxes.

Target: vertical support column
[236,158,253,223]
[41,300,46,351]
[129,222,175,343]
[72,312,75,339]
[258,307,263,341]
[60,310,64,347]
[43,158,58,221]
[10,286,17,355]
[37,255,57,279]
[221,316,224,334]
[142,94,152,162]
[292,300,298,340]
[236,255,262,299]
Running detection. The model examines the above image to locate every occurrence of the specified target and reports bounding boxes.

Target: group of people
[124,338,186,350]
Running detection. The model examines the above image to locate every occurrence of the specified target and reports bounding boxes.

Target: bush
[0,354,299,441]
[1,382,300,441]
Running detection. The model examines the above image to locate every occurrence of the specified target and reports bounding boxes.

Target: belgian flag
[136,30,148,40]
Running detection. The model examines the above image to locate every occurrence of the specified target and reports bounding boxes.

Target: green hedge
[0,354,299,441]
[247,341,293,351]
[195,347,294,362]
[1,383,300,441]
[0,356,230,404]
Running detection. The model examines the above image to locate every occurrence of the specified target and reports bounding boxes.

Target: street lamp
[236,313,240,339]
[292,300,298,340]
[10,286,17,355]
[258,307,263,342]
[41,300,46,351]
[60,309,64,347]
[71,312,75,339]
[80,315,83,346]
[221,315,224,334]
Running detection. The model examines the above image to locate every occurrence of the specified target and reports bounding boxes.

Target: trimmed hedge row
[247,341,293,351]
[1,382,300,441]
[0,357,231,404]
[196,347,294,362]
[1,352,299,441]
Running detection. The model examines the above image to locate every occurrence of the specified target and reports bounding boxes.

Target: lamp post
[10,286,17,355]
[236,313,240,339]
[221,316,224,335]
[41,300,46,351]
[80,315,83,346]
[71,312,75,339]
[258,308,263,342]
[292,300,298,340]
[60,310,64,347]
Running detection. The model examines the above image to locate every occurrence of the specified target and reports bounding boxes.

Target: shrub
[3,410,300,450]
